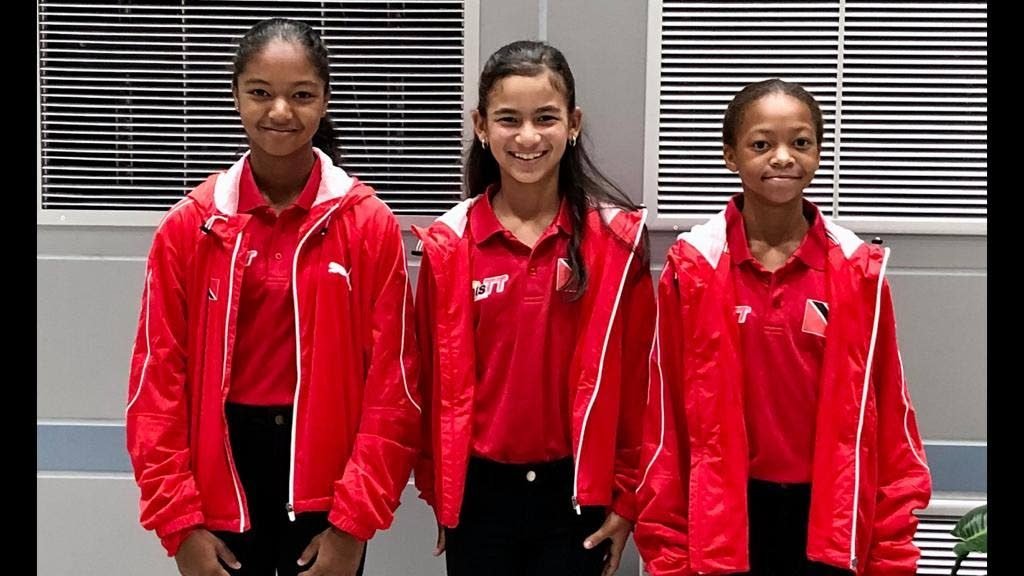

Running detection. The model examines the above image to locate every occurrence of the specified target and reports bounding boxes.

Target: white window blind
[38,1,470,221]
[647,1,986,234]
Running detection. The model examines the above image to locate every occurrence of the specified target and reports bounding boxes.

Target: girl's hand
[583,511,632,576]
[297,526,365,576]
[433,521,446,556]
[175,528,240,576]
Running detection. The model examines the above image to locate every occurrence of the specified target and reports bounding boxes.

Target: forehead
[486,71,567,110]
[238,39,320,81]
[738,93,815,132]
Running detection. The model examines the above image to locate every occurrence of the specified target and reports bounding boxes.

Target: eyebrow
[491,105,564,115]
[747,126,813,136]
[240,78,322,89]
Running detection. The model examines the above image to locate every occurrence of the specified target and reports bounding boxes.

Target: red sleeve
[634,251,693,576]
[159,526,197,558]
[329,204,423,541]
[863,279,932,575]
[412,247,438,511]
[125,204,205,556]
[609,249,656,522]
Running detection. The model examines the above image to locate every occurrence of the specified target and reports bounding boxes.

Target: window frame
[642,0,987,236]
[36,0,480,228]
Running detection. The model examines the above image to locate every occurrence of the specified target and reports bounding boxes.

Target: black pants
[214,403,366,576]
[736,479,852,576]
[444,457,609,576]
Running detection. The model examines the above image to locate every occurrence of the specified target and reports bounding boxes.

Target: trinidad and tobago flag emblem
[555,257,578,293]
[801,299,829,337]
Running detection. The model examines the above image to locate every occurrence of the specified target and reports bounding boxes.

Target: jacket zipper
[286,207,340,521]
[220,231,247,531]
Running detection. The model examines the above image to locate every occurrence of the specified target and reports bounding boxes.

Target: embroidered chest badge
[801,299,829,337]
[472,274,509,302]
[735,305,752,324]
[555,257,578,293]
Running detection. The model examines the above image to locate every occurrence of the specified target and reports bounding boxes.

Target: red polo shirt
[727,196,828,483]
[228,156,322,406]
[468,189,578,464]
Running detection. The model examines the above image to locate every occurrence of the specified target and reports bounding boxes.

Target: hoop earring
[569,135,577,147]
[480,138,488,149]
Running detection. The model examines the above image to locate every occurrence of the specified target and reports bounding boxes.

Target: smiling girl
[412,40,655,576]
[635,79,932,576]
[125,18,421,576]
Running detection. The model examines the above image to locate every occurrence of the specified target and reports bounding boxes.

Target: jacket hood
[679,205,869,271]
[412,195,646,255]
[187,147,373,217]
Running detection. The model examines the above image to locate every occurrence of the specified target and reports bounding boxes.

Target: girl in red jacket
[412,40,655,576]
[125,18,420,576]
[634,79,932,576]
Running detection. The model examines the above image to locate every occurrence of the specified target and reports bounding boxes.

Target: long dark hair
[465,40,645,297]
[231,18,341,163]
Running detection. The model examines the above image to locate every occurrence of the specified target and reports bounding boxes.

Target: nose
[516,122,541,146]
[770,146,794,167]
[268,97,292,122]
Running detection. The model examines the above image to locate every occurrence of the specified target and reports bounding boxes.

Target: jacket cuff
[862,562,914,576]
[610,490,638,523]
[413,459,436,507]
[328,510,375,542]
[645,564,692,576]
[155,511,205,556]
[417,488,436,509]
[158,521,202,557]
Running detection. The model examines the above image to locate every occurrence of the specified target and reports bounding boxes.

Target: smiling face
[472,71,581,194]
[723,93,821,209]
[233,39,327,162]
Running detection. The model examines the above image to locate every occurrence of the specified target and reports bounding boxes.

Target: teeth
[511,152,543,160]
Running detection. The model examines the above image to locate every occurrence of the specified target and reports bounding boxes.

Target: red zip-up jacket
[125,149,421,555]
[634,208,932,575]
[412,198,656,527]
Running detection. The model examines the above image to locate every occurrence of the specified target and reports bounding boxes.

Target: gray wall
[37,1,985,574]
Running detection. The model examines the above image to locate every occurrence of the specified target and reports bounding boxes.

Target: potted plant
[950,503,986,575]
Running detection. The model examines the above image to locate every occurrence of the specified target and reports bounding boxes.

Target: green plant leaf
[950,504,987,556]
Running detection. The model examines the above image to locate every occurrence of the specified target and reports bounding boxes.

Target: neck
[249,147,316,210]
[740,195,809,247]
[489,175,561,249]
[492,173,560,223]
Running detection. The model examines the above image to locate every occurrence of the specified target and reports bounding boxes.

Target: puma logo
[328,261,351,289]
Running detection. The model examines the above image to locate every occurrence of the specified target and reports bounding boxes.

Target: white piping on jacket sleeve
[125,270,153,414]
[127,200,195,413]
[376,196,422,413]
[849,246,890,569]
[398,241,421,413]
[636,306,664,492]
[572,208,649,514]
[898,347,929,470]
